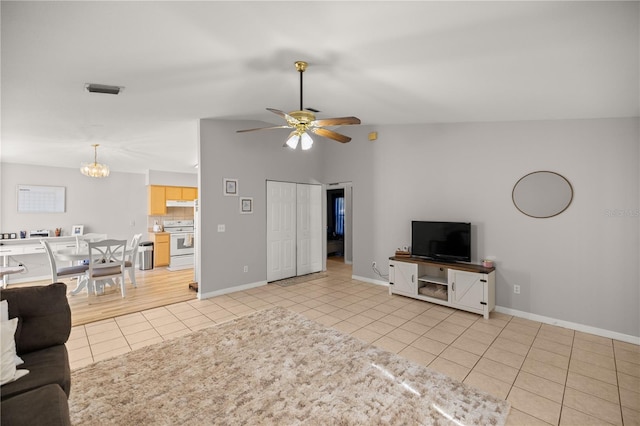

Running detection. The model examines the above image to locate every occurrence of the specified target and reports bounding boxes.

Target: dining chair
[41,240,89,283]
[86,239,127,297]
[124,233,143,286]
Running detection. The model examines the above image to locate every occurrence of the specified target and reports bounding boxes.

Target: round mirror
[512,171,573,218]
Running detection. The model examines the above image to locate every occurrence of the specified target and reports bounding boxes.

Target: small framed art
[71,225,84,236]
[240,197,253,214]
[223,178,238,196]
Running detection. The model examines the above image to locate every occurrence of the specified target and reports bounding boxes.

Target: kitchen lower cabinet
[153,233,170,267]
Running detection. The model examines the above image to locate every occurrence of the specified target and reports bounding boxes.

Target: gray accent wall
[200,117,639,338]
[320,118,639,338]
[198,119,324,294]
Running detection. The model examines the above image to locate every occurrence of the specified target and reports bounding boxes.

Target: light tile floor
[67,260,640,425]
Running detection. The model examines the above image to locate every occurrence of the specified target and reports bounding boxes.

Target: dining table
[55,245,134,295]
[0,265,26,289]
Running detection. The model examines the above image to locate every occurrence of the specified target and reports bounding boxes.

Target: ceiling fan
[237,61,361,150]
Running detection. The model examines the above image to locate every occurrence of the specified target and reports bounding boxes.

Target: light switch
[217,224,225,232]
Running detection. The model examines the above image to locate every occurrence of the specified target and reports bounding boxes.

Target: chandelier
[80,144,110,178]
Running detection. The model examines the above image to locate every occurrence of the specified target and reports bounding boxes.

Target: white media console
[388,256,495,319]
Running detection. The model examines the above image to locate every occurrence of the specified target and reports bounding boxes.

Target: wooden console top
[389,256,495,274]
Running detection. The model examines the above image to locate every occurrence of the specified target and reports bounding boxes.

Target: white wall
[146,169,197,187]
[0,163,148,280]
[319,118,639,338]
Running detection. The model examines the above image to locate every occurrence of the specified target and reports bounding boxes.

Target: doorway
[326,182,352,264]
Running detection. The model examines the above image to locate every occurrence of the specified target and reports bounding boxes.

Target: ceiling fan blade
[266,108,298,123]
[310,127,351,143]
[310,116,361,127]
[236,125,291,133]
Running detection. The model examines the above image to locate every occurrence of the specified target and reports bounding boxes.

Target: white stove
[162,220,194,234]
[163,220,194,270]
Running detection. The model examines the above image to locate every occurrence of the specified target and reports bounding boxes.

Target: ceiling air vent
[84,83,124,95]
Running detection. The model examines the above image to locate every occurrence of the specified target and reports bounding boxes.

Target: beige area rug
[69,307,510,425]
[273,271,329,287]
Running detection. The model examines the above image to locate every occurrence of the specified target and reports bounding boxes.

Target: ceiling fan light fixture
[80,144,110,178]
[285,133,300,149]
[300,132,313,150]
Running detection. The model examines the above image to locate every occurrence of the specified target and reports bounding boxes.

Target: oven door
[170,232,195,256]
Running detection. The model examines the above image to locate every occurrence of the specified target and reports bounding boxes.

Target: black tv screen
[411,221,471,262]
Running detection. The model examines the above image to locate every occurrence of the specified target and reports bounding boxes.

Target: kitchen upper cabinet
[164,186,182,200]
[148,186,166,215]
[149,186,198,215]
[182,187,197,201]
[165,186,198,201]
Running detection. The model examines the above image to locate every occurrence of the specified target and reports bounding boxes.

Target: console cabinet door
[449,269,485,313]
[389,260,417,295]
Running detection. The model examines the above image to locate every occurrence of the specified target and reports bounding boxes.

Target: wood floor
[10,267,197,326]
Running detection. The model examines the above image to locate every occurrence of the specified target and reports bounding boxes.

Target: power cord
[8,256,29,274]
[372,262,388,279]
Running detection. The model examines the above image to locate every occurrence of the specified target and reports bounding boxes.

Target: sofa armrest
[0,283,71,355]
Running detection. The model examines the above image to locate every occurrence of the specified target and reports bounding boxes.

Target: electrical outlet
[243,265,248,273]
[217,224,225,232]
[372,261,376,269]
[514,285,521,294]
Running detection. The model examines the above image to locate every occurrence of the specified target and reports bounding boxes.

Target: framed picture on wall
[240,197,253,214]
[71,225,84,236]
[223,178,238,196]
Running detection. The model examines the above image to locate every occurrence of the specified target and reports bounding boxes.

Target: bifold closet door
[297,184,322,276]
[266,181,296,282]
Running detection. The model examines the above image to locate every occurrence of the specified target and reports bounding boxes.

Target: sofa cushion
[1,318,29,385]
[0,283,71,354]
[0,344,70,401]
[1,384,70,426]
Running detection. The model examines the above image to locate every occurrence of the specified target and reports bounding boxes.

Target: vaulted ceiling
[1,1,637,174]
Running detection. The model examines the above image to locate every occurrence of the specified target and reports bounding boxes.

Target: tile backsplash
[148,207,194,229]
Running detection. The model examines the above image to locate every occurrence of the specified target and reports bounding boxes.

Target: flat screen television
[411,221,471,262]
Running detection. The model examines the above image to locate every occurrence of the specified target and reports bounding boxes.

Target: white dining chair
[124,233,143,286]
[86,239,127,297]
[41,240,89,283]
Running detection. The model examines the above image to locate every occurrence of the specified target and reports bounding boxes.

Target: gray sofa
[1,283,72,426]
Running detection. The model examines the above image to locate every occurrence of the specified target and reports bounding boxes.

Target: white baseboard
[199,280,267,300]
[495,306,640,345]
[352,275,388,287]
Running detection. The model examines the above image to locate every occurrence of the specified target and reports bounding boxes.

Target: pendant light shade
[80,144,110,178]
[285,132,300,149]
[300,132,313,150]
[285,131,314,150]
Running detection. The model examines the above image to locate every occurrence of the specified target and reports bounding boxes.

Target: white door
[297,184,322,275]
[267,181,297,282]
